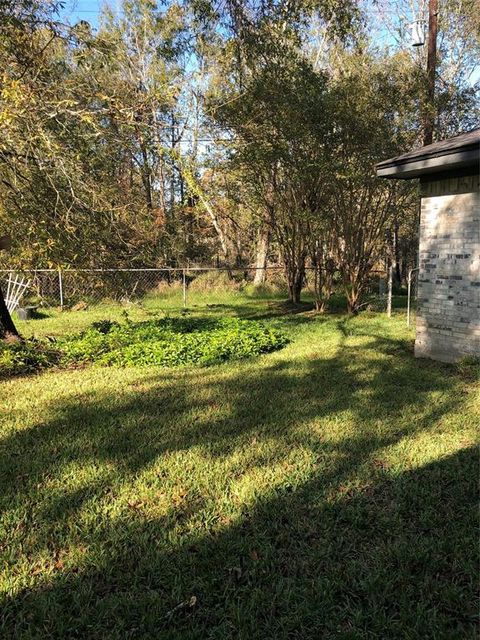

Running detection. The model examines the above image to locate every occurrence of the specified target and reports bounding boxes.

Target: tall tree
[205,1,359,302]
[326,48,418,312]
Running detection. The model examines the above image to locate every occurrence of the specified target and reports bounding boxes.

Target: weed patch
[0,338,60,378]
[61,316,288,368]
[0,316,287,377]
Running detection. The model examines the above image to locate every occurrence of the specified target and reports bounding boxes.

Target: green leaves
[60,316,289,368]
[0,339,60,378]
[0,316,288,377]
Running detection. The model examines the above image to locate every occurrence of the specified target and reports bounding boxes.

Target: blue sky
[59,0,114,28]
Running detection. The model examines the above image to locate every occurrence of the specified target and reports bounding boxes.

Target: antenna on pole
[410,18,426,47]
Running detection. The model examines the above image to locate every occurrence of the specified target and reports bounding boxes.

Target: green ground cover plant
[1,293,478,639]
[60,317,288,368]
[1,300,289,377]
[0,338,60,379]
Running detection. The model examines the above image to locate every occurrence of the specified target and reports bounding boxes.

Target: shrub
[60,317,288,368]
[0,339,60,378]
[0,316,288,378]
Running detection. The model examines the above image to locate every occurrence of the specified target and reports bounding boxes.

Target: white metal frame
[4,272,30,312]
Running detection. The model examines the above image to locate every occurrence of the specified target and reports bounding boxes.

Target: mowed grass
[1,292,478,639]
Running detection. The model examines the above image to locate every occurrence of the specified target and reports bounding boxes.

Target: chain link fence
[0,266,416,321]
[1,267,284,309]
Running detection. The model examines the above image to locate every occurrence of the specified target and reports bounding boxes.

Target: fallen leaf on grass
[164,595,197,619]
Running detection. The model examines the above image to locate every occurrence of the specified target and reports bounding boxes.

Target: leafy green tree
[0,0,189,270]
[205,4,357,302]
[324,48,419,312]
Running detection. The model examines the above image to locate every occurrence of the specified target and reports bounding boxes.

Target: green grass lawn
[1,293,478,639]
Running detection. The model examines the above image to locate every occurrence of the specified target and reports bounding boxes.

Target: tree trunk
[253,226,270,285]
[345,282,361,314]
[315,299,325,312]
[200,195,229,265]
[181,164,230,264]
[346,295,359,314]
[139,140,153,211]
[286,264,304,304]
[170,111,176,218]
[288,282,301,304]
[0,284,21,340]
[311,240,335,313]
[393,218,402,286]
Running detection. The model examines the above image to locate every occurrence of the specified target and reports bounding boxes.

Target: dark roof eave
[376,148,479,180]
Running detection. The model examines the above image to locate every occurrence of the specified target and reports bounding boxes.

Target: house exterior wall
[416,172,480,363]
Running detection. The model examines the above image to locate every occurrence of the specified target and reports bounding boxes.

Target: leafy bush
[91,319,120,334]
[0,339,60,378]
[60,317,288,368]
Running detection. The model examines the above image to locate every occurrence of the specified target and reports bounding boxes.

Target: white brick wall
[415,173,480,363]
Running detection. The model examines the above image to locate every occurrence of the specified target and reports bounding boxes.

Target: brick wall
[415,172,480,363]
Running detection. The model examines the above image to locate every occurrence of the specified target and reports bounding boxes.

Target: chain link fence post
[182,269,187,308]
[58,268,64,310]
[386,263,393,317]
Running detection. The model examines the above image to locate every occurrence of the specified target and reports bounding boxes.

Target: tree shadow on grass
[189,300,318,323]
[1,329,477,639]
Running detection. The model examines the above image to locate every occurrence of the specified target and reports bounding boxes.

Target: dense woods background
[1,0,478,310]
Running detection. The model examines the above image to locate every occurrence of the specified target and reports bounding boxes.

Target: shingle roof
[376,128,480,179]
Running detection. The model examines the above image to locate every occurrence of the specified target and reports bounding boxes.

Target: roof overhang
[375,129,480,180]
[376,148,479,179]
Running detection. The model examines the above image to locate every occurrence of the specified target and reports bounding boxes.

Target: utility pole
[423,0,438,146]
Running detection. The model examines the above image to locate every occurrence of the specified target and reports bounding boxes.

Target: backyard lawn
[1,293,478,639]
